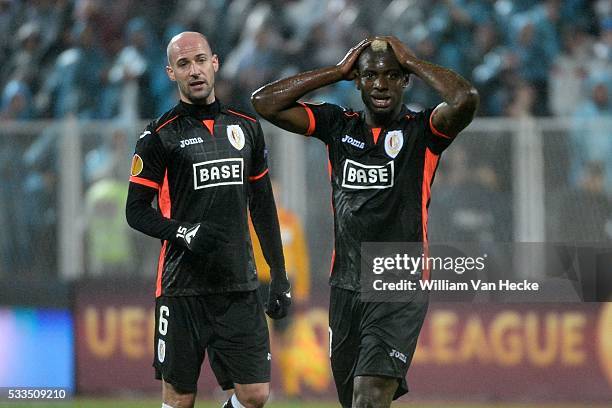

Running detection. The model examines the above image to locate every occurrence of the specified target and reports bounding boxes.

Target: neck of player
[365,105,402,128]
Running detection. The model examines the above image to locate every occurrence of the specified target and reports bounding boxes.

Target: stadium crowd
[0,0,611,278]
[1,0,610,120]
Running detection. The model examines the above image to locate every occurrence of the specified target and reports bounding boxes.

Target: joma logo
[180,137,204,148]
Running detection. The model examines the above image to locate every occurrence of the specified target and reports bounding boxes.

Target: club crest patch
[384,130,404,158]
[227,125,245,150]
[130,154,144,176]
[158,339,166,363]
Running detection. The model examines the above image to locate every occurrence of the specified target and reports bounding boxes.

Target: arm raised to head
[381,36,479,136]
[251,39,371,134]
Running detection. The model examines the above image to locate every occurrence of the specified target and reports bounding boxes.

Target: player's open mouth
[189,80,206,89]
[371,96,391,108]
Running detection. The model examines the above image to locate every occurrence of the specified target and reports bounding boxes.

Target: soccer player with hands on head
[252,35,478,407]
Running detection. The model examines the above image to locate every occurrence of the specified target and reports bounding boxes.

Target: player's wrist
[269,268,290,287]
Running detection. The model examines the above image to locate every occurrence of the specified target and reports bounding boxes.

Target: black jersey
[301,102,456,291]
[129,101,268,296]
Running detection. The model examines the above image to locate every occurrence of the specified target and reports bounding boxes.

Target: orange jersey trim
[158,171,171,218]
[202,119,214,135]
[429,109,453,139]
[155,170,171,297]
[421,148,440,281]
[299,102,316,136]
[371,127,382,144]
[329,249,336,277]
[129,176,160,190]
[156,115,179,132]
[227,109,257,122]
[155,241,167,298]
[249,168,269,182]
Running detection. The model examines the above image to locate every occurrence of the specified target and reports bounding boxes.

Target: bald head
[166,31,212,66]
[165,31,219,105]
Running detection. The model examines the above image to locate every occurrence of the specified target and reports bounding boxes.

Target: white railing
[1,116,611,280]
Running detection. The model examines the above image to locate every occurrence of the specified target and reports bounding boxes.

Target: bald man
[126,32,291,408]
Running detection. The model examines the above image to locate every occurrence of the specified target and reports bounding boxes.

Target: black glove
[175,222,229,255]
[266,271,292,319]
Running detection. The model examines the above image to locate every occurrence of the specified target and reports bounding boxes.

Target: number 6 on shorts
[159,305,169,335]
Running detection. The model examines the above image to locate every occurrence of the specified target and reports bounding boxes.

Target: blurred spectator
[471,37,516,115]
[85,177,134,276]
[73,0,128,55]
[505,80,537,117]
[84,128,138,276]
[592,17,612,75]
[1,73,33,120]
[0,0,604,121]
[84,128,131,183]
[1,22,44,94]
[222,3,286,109]
[0,0,15,66]
[101,17,158,119]
[570,79,612,192]
[36,21,107,118]
[508,20,554,115]
[16,0,72,66]
[549,27,592,116]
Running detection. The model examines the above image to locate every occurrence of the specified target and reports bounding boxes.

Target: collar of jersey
[177,99,221,120]
[361,104,413,130]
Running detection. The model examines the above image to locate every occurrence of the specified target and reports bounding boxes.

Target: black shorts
[153,290,270,393]
[329,286,428,407]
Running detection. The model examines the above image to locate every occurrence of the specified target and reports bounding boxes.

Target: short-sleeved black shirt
[129,101,268,296]
[301,102,456,291]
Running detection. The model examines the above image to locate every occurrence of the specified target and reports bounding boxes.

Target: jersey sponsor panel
[193,158,244,189]
[341,159,394,190]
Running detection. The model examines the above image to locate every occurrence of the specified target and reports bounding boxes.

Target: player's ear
[166,65,176,81]
[212,54,219,73]
[354,71,361,90]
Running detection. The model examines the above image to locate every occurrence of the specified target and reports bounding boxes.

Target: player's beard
[179,80,214,105]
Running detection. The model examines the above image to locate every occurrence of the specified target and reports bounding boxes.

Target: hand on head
[337,38,372,80]
[373,36,418,71]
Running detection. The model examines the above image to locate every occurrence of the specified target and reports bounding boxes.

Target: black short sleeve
[421,106,456,155]
[300,102,347,145]
[250,122,269,180]
[130,124,166,188]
